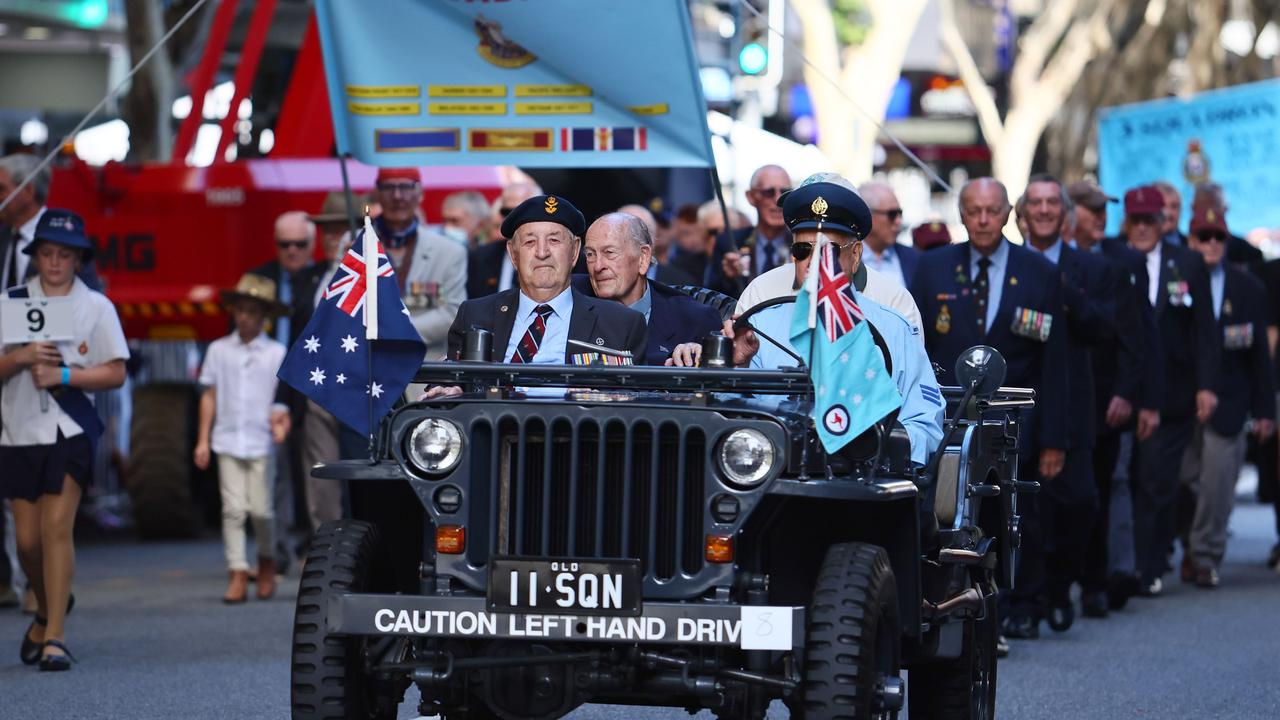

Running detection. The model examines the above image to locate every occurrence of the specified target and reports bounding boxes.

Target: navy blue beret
[500,194,586,239]
[778,182,873,240]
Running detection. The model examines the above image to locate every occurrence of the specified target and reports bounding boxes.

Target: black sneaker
[1137,576,1163,597]
[1081,591,1109,618]
[1001,614,1039,640]
[1107,572,1140,610]
[996,634,1010,658]
[1267,543,1280,569]
[1046,601,1075,632]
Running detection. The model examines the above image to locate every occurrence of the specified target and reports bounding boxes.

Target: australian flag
[278,222,425,435]
[790,240,902,453]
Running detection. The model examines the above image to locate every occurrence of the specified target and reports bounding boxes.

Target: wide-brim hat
[25,209,95,260]
[219,273,290,316]
[309,191,356,225]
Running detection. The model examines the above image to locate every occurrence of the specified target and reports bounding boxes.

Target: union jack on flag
[814,242,865,342]
[324,243,395,318]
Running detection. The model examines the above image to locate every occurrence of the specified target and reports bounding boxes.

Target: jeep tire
[908,592,998,719]
[291,520,401,719]
[798,542,902,720]
[127,383,200,538]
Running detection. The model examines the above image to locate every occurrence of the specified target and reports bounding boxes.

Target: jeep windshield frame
[413,361,815,395]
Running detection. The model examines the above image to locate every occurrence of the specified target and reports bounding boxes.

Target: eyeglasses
[874,208,903,221]
[1196,232,1227,243]
[790,242,815,261]
[1128,214,1160,226]
[276,239,309,250]
[751,186,792,199]
[377,181,420,197]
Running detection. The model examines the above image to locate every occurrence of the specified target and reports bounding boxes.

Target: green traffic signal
[739,42,768,75]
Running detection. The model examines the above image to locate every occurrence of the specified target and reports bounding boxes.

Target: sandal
[20,615,45,665]
[38,639,76,672]
[18,594,75,666]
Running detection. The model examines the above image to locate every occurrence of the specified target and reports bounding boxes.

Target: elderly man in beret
[430,195,646,393]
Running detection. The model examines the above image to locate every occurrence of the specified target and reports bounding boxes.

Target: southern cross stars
[304,336,321,353]
[336,373,347,384]
[367,382,384,398]
[309,367,326,385]
[341,335,359,353]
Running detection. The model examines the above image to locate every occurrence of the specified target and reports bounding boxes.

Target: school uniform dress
[198,332,287,572]
[0,277,128,501]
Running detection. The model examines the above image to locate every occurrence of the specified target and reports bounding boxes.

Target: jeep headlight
[718,428,774,488]
[406,418,463,475]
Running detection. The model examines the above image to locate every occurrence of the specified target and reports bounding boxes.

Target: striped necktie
[510,304,554,363]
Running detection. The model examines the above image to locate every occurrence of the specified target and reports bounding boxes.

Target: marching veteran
[426,195,647,399]
[669,177,944,466]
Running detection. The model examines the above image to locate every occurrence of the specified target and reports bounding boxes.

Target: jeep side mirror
[954,345,1006,396]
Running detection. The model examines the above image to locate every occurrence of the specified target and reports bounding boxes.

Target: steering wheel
[732,295,894,375]
[733,296,806,367]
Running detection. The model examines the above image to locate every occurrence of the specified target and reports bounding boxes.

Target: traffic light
[738,41,768,75]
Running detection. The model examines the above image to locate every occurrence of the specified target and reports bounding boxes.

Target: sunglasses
[875,208,904,221]
[752,186,792,199]
[276,239,309,250]
[791,242,814,261]
[377,181,420,197]
[1128,214,1161,226]
[1196,232,1227,243]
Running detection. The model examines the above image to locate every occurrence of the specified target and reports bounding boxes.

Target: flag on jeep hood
[790,240,902,453]
[278,223,425,436]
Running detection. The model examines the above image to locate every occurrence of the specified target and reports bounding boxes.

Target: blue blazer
[570,276,723,365]
[910,240,1068,454]
[1095,237,1158,423]
[897,244,921,288]
[1056,244,1117,449]
[1210,267,1275,436]
[1150,241,1220,420]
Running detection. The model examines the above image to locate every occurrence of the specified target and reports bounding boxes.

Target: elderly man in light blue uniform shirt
[671,175,944,466]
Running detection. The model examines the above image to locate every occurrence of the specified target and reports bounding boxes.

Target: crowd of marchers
[3,147,1280,670]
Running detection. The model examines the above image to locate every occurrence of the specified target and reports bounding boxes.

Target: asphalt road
[2,504,1279,719]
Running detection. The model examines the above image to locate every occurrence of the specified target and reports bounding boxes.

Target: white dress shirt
[1145,243,1162,307]
[502,287,573,364]
[198,331,287,459]
[3,207,45,288]
[1,276,129,446]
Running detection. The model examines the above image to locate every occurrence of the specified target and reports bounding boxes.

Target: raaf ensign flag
[278,219,425,435]
[790,239,902,453]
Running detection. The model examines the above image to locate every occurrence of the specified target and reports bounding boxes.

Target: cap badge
[1206,209,1216,221]
[930,222,942,231]
[544,197,559,215]
[78,341,88,355]
[811,196,829,216]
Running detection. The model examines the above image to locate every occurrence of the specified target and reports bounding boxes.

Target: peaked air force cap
[26,208,95,259]
[500,194,586,239]
[778,173,873,240]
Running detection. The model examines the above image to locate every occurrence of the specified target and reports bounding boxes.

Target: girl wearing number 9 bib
[0,209,127,672]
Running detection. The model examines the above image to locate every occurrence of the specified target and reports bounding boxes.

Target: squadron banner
[314,0,715,168]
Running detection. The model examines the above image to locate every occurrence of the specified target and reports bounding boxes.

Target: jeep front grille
[467,416,706,582]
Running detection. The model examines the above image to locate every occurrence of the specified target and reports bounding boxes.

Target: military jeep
[289,326,1031,720]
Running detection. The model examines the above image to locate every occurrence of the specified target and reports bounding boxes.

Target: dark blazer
[466,241,508,299]
[248,259,324,348]
[653,262,697,287]
[910,240,1069,454]
[1210,267,1275,436]
[1055,244,1117,448]
[1095,237,1160,423]
[568,276,722,365]
[446,287,647,362]
[1227,233,1264,278]
[896,244,921,288]
[645,281,724,364]
[1147,241,1221,420]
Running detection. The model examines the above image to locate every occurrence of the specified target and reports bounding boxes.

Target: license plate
[488,558,642,616]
